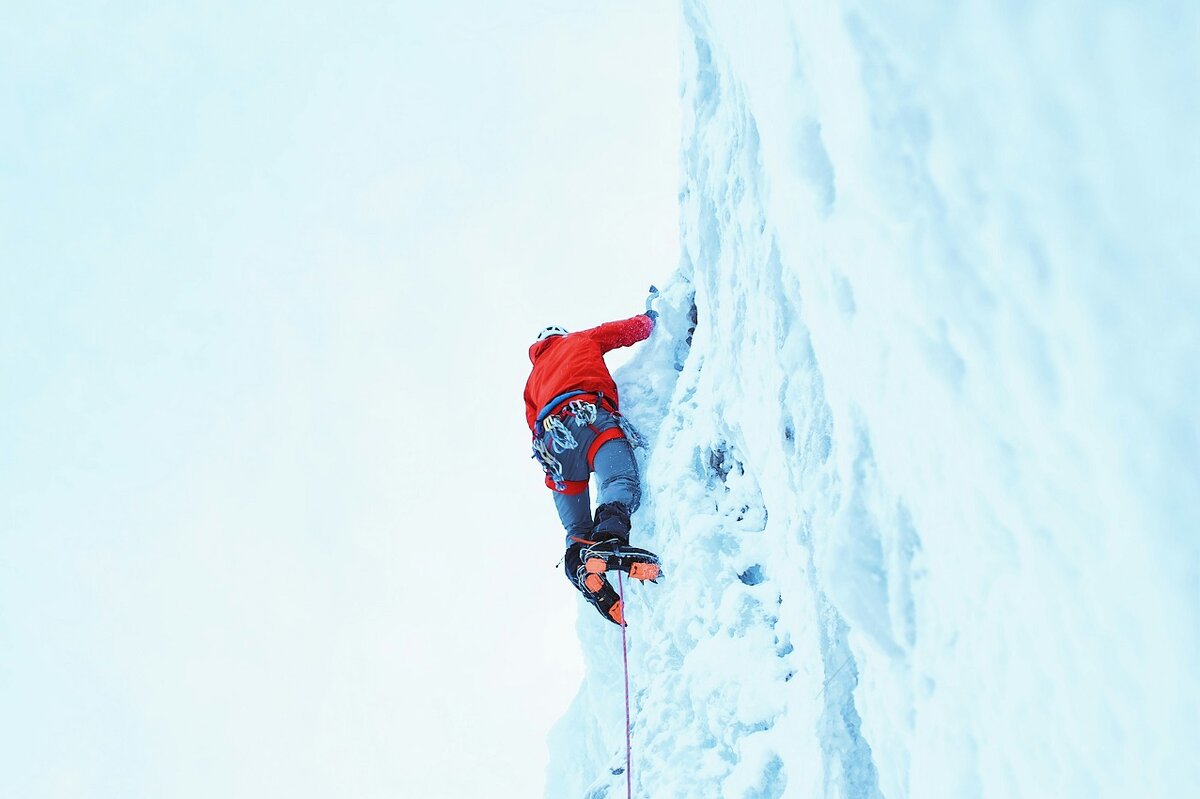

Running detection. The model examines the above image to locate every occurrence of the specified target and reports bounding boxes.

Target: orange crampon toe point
[629,562,660,581]
[607,599,625,626]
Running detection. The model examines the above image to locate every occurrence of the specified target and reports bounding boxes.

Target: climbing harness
[531,394,609,490]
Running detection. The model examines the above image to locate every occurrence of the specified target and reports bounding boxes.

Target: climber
[526,306,662,625]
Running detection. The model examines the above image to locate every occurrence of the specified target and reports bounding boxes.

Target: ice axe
[645,284,660,315]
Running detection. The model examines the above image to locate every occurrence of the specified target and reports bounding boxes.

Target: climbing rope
[618,571,632,799]
[814,653,856,699]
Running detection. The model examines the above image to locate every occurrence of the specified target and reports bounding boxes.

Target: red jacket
[524,314,655,430]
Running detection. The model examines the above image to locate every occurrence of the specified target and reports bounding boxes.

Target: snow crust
[547,2,1199,796]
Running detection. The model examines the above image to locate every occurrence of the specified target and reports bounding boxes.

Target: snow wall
[546,2,1199,797]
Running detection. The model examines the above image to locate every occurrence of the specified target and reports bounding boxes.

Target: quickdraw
[615,413,646,449]
[544,415,578,452]
[567,399,598,426]
[531,437,566,490]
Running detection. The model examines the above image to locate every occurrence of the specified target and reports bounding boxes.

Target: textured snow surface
[546,2,1199,797]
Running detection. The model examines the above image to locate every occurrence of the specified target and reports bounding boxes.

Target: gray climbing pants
[552,436,641,542]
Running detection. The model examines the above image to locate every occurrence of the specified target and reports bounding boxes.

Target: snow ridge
[547,1,1199,797]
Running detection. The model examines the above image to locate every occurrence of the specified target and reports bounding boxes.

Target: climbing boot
[565,541,625,625]
[592,502,632,542]
[579,538,662,583]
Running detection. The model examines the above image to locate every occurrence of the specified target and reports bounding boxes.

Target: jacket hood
[528,336,562,364]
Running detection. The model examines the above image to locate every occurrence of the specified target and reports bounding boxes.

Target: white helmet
[536,325,568,341]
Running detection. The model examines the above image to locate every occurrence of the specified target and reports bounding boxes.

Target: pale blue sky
[1,1,679,795]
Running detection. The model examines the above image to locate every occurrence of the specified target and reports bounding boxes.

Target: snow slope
[546,2,1199,797]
